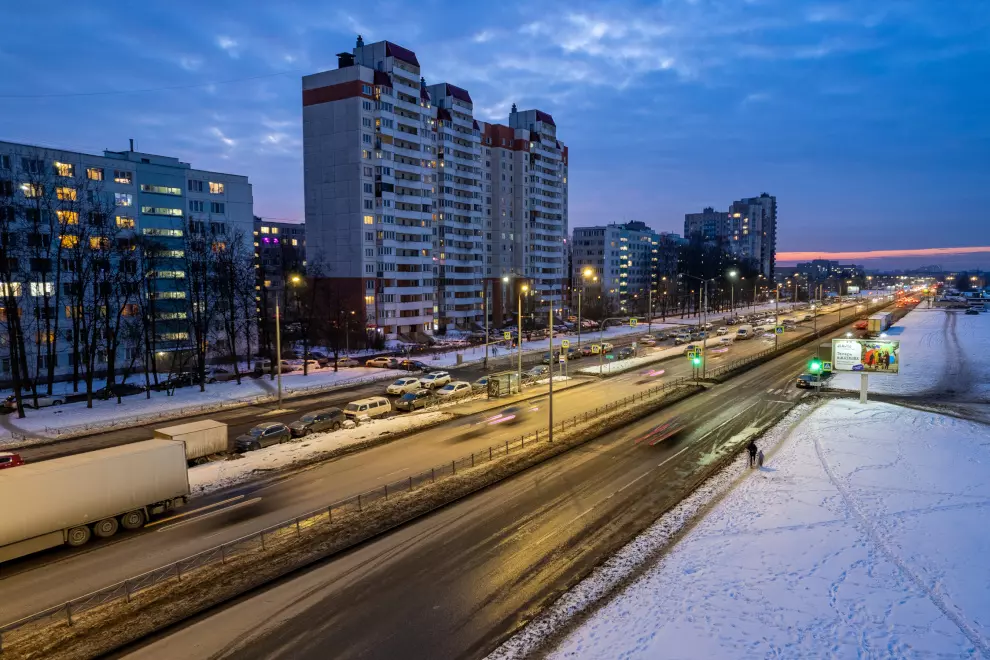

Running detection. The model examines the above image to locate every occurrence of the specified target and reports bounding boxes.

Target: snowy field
[539,399,990,659]
[188,411,453,496]
[830,307,990,402]
[0,367,402,444]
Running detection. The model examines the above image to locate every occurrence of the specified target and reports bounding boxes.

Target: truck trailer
[867,312,893,336]
[0,440,189,562]
[154,419,228,465]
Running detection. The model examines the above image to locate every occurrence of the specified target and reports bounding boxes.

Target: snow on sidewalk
[188,411,453,496]
[829,307,990,401]
[538,399,990,659]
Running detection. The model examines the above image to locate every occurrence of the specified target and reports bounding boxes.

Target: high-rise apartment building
[572,221,656,314]
[303,36,568,337]
[683,194,777,279]
[0,140,253,380]
[683,207,729,242]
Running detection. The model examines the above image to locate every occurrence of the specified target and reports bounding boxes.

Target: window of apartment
[140,184,182,196]
[188,179,204,192]
[364,248,374,257]
[115,192,133,207]
[363,166,373,177]
[86,167,103,181]
[0,155,9,170]
[363,134,373,145]
[363,117,373,128]
[270,226,278,234]
[363,100,372,111]
[209,181,224,194]
[59,235,79,248]
[29,281,54,297]
[189,200,205,213]
[114,170,132,184]
[54,161,74,177]
[116,216,135,229]
[141,206,182,217]
[154,270,185,279]
[362,84,373,95]
[21,183,42,198]
[259,226,269,234]
[55,186,76,201]
[210,202,225,214]
[56,210,78,225]
[362,149,371,159]
[365,264,374,273]
[363,200,373,210]
[142,228,183,237]
[291,238,298,246]
[22,158,44,174]
[89,237,111,250]
[363,183,373,194]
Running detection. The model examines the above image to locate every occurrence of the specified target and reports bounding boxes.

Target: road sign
[503,331,511,340]
[561,339,570,348]
[630,318,638,327]
[775,326,785,335]
[823,361,833,371]
[591,344,601,354]
[559,356,566,363]
[686,349,698,359]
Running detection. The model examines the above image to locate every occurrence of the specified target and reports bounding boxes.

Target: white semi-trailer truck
[0,440,189,562]
[154,419,228,465]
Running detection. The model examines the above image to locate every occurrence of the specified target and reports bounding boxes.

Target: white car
[673,334,691,345]
[386,377,421,395]
[334,357,360,368]
[419,371,452,389]
[718,336,734,345]
[302,359,321,371]
[716,327,728,336]
[435,381,472,399]
[365,357,394,368]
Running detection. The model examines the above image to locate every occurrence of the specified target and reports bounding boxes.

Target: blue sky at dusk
[0,1,987,265]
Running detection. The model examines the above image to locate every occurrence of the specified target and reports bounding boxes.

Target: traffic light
[809,358,822,373]
[691,355,702,367]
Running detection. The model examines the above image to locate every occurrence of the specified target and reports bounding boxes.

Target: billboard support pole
[860,373,868,404]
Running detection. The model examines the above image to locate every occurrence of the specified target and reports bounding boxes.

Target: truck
[867,312,893,336]
[0,440,189,562]
[154,419,228,465]
[735,324,754,340]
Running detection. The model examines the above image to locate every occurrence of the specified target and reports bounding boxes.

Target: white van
[736,324,754,339]
[343,396,392,420]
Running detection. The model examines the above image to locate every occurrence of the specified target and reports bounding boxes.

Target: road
[0,301,869,626]
[117,314,847,660]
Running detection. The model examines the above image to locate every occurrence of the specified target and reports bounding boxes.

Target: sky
[0,1,988,268]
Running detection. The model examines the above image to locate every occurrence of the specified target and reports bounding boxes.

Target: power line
[0,69,301,100]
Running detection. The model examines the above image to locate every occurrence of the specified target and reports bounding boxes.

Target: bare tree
[183,219,220,391]
[0,170,28,417]
[213,225,254,385]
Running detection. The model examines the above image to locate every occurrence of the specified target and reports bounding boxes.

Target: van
[736,325,754,340]
[343,396,392,420]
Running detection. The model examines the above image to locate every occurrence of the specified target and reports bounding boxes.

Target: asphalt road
[116,318,835,660]
[0,302,869,626]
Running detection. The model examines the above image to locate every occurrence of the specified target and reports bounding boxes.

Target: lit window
[260,226,270,234]
[87,167,103,181]
[116,216,135,229]
[89,237,110,250]
[141,206,182,216]
[29,282,54,297]
[52,211,79,228]
[209,181,224,194]
[21,183,42,198]
[114,170,132,185]
[115,193,133,206]
[140,184,182,196]
[56,186,76,201]
[263,280,272,288]
[54,162,74,177]
[363,215,374,225]
[0,282,21,297]
[159,332,189,341]
[291,238,298,246]
[60,235,79,248]
[142,228,183,237]
[271,227,278,234]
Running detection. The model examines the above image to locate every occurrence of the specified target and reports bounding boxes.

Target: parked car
[683,343,701,355]
[96,382,147,400]
[343,396,392,420]
[386,377,422,395]
[0,451,23,469]
[566,347,581,360]
[673,334,691,345]
[718,336,734,345]
[153,373,196,392]
[435,381,472,399]
[580,345,595,357]
[640,337,656,346]
[526,364,549,378]
[617,347,634,360]
[471,376,490,392]
[397,359,430,371]
[301,359,322,371]
[395,389,434,412]
[3,392,68,409]
[702,322,713,330]
[965,308,980,315]
[541,350,561,364]
[334,357,360,368]
[716,327,729,336]
[796,373,830,389]
[419,371,452,389]
[234,422,292,452]
[601,342,614,352]
[204,367,236,383]
[365,357,396,368]
[288,408,345,437]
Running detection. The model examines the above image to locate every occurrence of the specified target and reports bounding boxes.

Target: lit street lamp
[578,267,593,347]
[728,269,738,315]
[517,283,529,386]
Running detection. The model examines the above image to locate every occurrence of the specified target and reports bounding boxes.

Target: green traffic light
[692,357,702,366]
[809,360,822,373]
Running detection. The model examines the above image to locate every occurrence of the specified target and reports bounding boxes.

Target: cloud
[178,56,202,71]
[743,92,771,105]
[472,30,494,44]
[217,36,239,58]
[778,247,990,263]
[209,126,236,148]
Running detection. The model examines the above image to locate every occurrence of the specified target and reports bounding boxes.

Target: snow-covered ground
[830,307,990,402]
[536,399,990,659]
[188,411,453,496]
[0,367,403,444]
[576,337,727,376]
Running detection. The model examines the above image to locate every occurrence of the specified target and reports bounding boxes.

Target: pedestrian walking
[747,439,758,468]
[493,345,499,357]
[757,449,764,468]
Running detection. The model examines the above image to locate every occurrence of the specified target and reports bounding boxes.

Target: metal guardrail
[0,377,691,649]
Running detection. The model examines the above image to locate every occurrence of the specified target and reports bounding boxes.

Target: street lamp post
[775,284,781,351]
[578,268,593,348]
[728,270,738,317]
[483,280,489,369]
[517,284,528,387]
[275,299,283,408]
[548,301,554,443]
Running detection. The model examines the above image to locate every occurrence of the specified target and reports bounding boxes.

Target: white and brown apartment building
[302,36,568,338]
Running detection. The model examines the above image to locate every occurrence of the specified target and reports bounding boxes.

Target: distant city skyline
[0,1,986,259]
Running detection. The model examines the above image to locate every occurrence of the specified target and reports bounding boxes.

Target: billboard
[847,285,861,294]
[831,338,900,374]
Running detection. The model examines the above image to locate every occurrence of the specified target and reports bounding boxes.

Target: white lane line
[380,467,411,479]
[145,495,245,528]
[156,497,262,532]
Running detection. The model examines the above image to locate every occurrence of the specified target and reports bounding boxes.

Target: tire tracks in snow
[812,432,990,657]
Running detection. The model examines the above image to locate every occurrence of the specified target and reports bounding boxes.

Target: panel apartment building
[572,221,658,315]
[302,36,567,338]
[684,193,777,279]
[0,139,253,381]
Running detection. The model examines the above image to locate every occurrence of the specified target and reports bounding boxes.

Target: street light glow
[290,275,301,284]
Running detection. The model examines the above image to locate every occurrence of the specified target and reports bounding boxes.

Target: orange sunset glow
[777,246,990,264]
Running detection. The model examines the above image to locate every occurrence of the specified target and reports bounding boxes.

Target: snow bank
[188,411,453,496]
[576,337,726,376]
[541,400,990,659]
[829,307,990,401]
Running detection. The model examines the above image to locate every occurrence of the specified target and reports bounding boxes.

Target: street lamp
[578,267,593,348]
[517,283,529,387]
[680,273,716,377]
[728,270,738,315]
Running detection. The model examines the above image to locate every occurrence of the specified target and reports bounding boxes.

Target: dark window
[27,233,51,248]
[30,258,51,273]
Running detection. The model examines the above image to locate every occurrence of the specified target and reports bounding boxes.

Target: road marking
[145,495,245,528]
[381,467,411,479]
[157,497,262,532]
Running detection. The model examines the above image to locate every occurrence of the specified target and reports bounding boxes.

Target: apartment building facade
[0,140,253,381]
[572,221,657,314]
[303,37,568,337]
[683,193,777,279]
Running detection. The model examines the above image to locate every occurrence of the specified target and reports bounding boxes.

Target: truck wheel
[120,510,145,530]
[93,517,119,538]
[67,525,91,547]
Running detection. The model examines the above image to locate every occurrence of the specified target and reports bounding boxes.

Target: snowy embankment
[576,337,728,376]
[505,399,990,659]
[829,307,990,401]
[0,367,403,445]
[189,411,453,496]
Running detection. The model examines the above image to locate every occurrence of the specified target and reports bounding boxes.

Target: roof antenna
[129,138,134,151]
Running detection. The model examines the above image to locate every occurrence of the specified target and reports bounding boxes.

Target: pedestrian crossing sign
[503,331,511,340]
[823,361,832,371]
[775,326,784,335]
[591,344,601,354]
[687,349,699,359]
[630,318,638,327]
[561,339,570,348]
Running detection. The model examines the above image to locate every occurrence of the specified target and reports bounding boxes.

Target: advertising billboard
[847,285,861,294]
[831,338,900,374]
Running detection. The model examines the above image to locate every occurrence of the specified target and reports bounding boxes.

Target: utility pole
[548,303,554,443]
[275,300,283,409]
[774,285,780,351]
[702,282,708,378]
[483,281,489,369]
